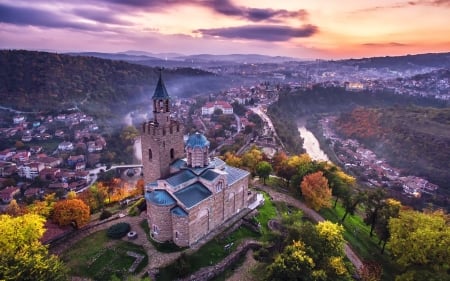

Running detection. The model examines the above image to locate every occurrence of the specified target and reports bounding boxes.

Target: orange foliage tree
[300,171,332,211]
[52,199,90,229]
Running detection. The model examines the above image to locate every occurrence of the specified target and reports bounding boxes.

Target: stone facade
[143,74,250,247]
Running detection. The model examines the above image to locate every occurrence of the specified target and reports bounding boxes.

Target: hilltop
[0,50,231,119]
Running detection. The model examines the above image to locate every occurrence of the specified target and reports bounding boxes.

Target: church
[141,73,251,247]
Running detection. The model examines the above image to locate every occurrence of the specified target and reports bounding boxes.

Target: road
[248,105,286,150]
[254,182,363,270]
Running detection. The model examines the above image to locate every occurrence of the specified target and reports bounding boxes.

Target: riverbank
[297,118,329,162]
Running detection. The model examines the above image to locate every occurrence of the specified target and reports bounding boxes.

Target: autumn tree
[358,261,383,281]
[27,193,57,218]
[256,161,273,184]
[300,171,332,211]
[241,146,263,176]
[5,199,22,216]
[0,214,68,281]
[66,190,77,199]
[223,151,242,168]
[52,199,90,229]
[388,209,450,280]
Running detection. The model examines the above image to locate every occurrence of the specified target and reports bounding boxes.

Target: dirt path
[226,249,259,281]
[254,183,363,270]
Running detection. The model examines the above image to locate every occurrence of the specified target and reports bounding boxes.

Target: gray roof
[171,159,187,170]
[145,181,158,189]
[173,182,212,208]
[145,190,176,206]
[224,165,250,185]
[166,170,196,188]
[200,169,220,181]
[171,206,188,217]
[152,73,170,100]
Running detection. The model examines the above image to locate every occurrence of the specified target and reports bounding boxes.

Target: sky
[0,0,449,59]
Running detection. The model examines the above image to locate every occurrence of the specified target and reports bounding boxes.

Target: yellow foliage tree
[0,214,67,280]
[223,151,243,168]
[27,193,58,218]
[5,199,22,216]
[301,171,332,211]
[52,199,90,228]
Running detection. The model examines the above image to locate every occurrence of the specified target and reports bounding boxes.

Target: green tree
[374,198,401,253]
[120,125,139,145]
[388,209,450,280]
[364,188,386,236]
[256,161,273,184]
[241,146,263,176]
[0,214,68,281]
[341,190,366,222]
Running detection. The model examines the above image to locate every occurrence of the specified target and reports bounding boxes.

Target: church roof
[152,73,170,100]
[186,132,210,148]
[224,165,250,185]
[173,182,212,208]
[166,170,196,189]
[145,190,176,206]
[200,169,221,181]
[171,206,188,217]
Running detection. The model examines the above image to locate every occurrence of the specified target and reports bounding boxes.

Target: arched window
[216,181,223,192]
[170,148,175,159]
[148,149,152,160]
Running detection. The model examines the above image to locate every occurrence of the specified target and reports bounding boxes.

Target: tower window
[148,149,152,160]
[170,148,175,159]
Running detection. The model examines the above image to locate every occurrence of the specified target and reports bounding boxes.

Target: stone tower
[141,72,185,184]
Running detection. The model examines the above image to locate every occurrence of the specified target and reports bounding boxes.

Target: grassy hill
[335,107,450,190]
[0,50,228,119]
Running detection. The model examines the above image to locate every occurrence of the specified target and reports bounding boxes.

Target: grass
[254,192,278,241]
[320,202,400,281]
[62,230,148,281]
[157,225,259,281]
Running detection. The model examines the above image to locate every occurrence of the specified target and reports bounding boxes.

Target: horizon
[1,0,450,59]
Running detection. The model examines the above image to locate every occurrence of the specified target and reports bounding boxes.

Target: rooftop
[152,73,170,100]
[166,170,196,188]
[224,165,250,185]
[200,169,221,181]
[145,190,176,206]
[173,182,212,209]
[171,206,188,217]
[186,132,210,148]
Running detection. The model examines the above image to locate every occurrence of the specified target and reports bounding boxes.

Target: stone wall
[172,213,189,247]
[147,203,175,242]
[177,240,262,281]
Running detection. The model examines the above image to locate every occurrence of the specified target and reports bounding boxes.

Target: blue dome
[186,132,210,148]
[145,190,176,206]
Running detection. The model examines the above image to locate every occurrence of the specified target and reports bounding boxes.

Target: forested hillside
[267,86,446,154]
[335,107,450,190]
[0,50,228,119]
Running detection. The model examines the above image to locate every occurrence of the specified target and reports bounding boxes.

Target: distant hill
[0,50,231,120]
[340,52,450,70]
[334,107,450,190]
[176,54,300,63]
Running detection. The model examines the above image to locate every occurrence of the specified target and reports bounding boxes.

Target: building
[141,74,250,247]
[201,101,233,115]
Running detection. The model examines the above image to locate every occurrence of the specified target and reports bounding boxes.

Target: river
[297,119,329,162]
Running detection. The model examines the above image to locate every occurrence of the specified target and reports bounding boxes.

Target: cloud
[0,3,95,30]
[71,8,131,25]
[197,24,318,42]
[353,0,450,13]
[362,42,408,47]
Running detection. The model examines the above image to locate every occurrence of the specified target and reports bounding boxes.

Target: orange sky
[0,0,449,59]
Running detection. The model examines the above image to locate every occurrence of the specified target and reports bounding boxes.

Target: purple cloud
[362,42,407,47]
[197,24,318,41]
[71,8,131,25]
[0,3,93,30]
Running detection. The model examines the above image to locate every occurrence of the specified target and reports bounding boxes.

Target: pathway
[253,182,363,270]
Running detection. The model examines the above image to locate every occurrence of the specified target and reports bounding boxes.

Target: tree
[66,190,77,199]
[388,209,450,279]
[0,214,68,281]
[5,199,22,216]
[223,151,242,167]
[358,261,383,281]
[374,198,401,253]
[120,125,139,145]
[256,161,273,184]
[267,240,315,281]
[341,190,366,222]
[363,188,386,236]
[300,171,332,211]
[27,193,57,218]
[52,199,90,228]
[241,146,263,176]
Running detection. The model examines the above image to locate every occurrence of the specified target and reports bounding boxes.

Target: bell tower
[141,71,185,184]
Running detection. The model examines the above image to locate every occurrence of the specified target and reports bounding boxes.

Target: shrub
[107,222,131,239]
[100,209,112,220]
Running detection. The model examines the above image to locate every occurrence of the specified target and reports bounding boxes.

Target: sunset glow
[0,0,449,59]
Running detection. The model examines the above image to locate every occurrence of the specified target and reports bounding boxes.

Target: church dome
[186,132,210,148]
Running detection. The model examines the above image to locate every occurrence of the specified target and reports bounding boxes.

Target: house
[201,101,234,115]
[11,151,30,163]
[24,188,41,199]
[0,186,20,204]
[39,168,61,181]
[18,162,45,179]
[68,155,85,167]
[0,148,16,161]
[58,141,74,151]
[13,115,25,124]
